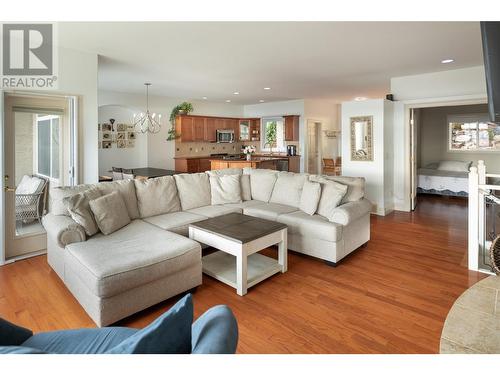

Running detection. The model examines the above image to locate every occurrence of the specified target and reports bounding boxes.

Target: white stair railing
[468,160,500,272]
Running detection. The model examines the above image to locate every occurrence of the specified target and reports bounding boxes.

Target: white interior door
[307,120,322,174]
[3,94,73,261]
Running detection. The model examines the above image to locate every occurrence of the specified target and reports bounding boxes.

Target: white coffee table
[188,213,287,296]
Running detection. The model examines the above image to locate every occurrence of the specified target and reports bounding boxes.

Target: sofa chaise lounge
[43,168,371,326]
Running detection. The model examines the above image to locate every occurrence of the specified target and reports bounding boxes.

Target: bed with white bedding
[417,161,471,197]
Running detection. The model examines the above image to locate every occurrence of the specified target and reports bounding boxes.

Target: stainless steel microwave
[216,129,235,143]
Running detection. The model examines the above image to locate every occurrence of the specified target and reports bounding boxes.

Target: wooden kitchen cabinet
[193,117,205,141]
[205,118,217,142]
[250,118,260,141]
[176,116,195,142]
[284,115,300,141]
[288,156,300,173]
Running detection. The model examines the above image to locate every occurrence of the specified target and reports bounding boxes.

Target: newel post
[468,165,479,271]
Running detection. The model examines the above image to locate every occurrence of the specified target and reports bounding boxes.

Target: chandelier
[133,83,162,134]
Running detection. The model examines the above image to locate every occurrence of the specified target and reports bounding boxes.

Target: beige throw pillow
[240,174,252,201]
[64,188,102,236]
[134,176,181,218]
[209,175,242,205]
[299,180,321,215]
[89,191,131,235]
[311,176,348,220]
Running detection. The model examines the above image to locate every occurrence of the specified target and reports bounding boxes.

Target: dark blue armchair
[0,294,238,354]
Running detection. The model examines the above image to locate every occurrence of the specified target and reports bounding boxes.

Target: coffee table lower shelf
[202,251,283,292]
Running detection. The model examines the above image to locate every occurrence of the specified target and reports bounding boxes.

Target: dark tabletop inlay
[190,213,287,244]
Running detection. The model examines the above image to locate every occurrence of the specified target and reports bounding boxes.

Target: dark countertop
[175,154,300,159]
[132,168,177,178]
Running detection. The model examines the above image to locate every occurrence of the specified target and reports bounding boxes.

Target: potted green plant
[166,102,194,141]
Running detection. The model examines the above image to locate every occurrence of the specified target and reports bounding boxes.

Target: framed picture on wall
[102,123,112,132]
[116,132,126,140]
[102,141,112,149]
[127,140,135,148]
[128,132,136,140]
[117,123,127,132]
[102,132,112,140]
[117,140,127,148]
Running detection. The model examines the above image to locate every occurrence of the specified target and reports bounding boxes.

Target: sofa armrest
[329,198,372,225]
[42,213,86,247]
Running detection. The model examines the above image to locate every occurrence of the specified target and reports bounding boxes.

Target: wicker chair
[112,167,123,180]
[122,169,135,180]
[490,235,500,274]
[15,175,47,224]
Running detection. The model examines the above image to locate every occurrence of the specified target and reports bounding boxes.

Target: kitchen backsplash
[175,140,301,157]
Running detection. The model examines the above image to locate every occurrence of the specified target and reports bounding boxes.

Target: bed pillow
[437,160,471,173]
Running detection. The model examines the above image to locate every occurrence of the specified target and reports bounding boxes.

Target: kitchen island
[210,156,288,171]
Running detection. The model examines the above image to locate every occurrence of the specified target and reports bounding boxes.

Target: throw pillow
[313,177,348,220]
[49,184,94,216]
[437,160,471,172]
[299,180,321,215]
[89,191,131,235]
[64,188,102,236]
[244,168,278,202]
[134,176,181,218]
[107,294,193,354]
[240,174,252,201]
[209,175,242,205]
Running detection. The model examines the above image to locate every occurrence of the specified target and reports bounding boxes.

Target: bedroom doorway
[408,101,494,211]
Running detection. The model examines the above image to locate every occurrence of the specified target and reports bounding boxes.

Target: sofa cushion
[277,211,343,242]
[187,205,242,218]
[89,192,131,235]
[107,294,193,354]
[209,175,242,205]
[143,211,208,236]
[134,176,181,218]
[65,220,201,298]
[22,327,136,354]
[223,200,266,210]
[243,202,298,221]
[243,168,278,202]
[240,174,252,201]
[174,173,211,210]
[96,180,140,220]
[299,180,321,215]
[313,175,365,203]
[49,184,94,216]
[64,188,102,236]
[310,176,348,219]
[270,171,307,208]
[206,168,243,177]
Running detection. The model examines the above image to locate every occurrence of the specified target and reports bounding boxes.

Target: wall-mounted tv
[481,21,500,123]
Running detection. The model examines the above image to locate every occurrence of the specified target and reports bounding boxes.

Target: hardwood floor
[0,195,486,353]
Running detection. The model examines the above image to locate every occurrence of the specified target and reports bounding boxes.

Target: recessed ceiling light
[225,99,231,103]
[233,92,239,95]
[259,99,265,103]
[202,96,207,100]
[354,97,367,101]
[263,87,271,90]
[441,59,454,64]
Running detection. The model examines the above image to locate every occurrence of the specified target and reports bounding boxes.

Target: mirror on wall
[350,116,373,161]
[239,120,250,141]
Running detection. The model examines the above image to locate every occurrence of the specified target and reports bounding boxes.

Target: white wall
[391,66,487,101]
[99,91,244,170]
[390,66,488,211]
[98,105,148,177]
[56,47,98,184]
[418,104,500,172]
[244,99,306,170]
[342,99,391,215]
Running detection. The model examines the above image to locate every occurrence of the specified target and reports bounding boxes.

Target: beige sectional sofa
[43,168,371,326]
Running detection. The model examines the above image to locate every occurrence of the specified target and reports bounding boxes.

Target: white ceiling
[58,22,484,104]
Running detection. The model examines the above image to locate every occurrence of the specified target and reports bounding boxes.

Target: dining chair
[122,169,135,180]
[112,167,123,181]
[322,158,336,175]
